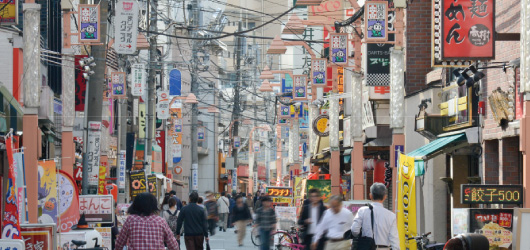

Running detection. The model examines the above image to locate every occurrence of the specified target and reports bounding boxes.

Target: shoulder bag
[351,204,376,250]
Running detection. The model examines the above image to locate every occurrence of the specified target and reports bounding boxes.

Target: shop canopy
[407,133,467,176]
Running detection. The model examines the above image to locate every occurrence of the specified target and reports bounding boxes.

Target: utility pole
[145,0,158,173]
[190,0,201,192]
[82,0,108,195]
[231,21,242,192]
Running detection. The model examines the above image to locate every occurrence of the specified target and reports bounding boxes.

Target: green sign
[306,180,332,203]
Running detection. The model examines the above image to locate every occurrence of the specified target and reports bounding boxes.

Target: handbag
[351,204,376,250]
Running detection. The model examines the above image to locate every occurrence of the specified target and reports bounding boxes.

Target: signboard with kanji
[462,185,523,205]
[131,64,145,96]
[266,187,293,197]
[0,0,18,25]
[364,1,388,42]
[78,4,100,43]
[79,195,114,223]
[469,209,513,248]
[111,72,127,98]
[114,0,139,54]
[366,41,392,86]
[330,33,348,64]
[312,59,326,85]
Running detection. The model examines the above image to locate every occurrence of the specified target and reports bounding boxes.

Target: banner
[2,137,21,239]
[98,165,107,195]
[131,64,145,96]
[114,0,139,54]
[169,69,182,96]
[397,153,417,250]
[293,177,307,201]
[364,1,388,42]
[311,58,326,85]
[306,180,331,203]
[78,4,101,43]
[148,175,158,197]
[117,150,126,189]
[86,121,102,187]
[37,160,58,225]
[293,75,307,100]
[330,33,348,64]
[0,0,18,25]
[130,170,148,199]
[156,90,170,119]
[57,171,80,232]
[156,131,165,172]
[14,151,27,224]
[111,72,127,98]
[139,103,146,138]
[75,55,89,111]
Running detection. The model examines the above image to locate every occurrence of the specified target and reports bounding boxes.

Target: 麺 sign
[364,1,388,42]
[441,0,494,59]
[114,0,139,54]
[266,187,293,197]
[462,184,523,205]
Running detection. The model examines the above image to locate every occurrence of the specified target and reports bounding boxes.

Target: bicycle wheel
[251,227,261,247]
[273,231,294,250]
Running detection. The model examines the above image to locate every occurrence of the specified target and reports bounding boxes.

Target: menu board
[469,209,513,250]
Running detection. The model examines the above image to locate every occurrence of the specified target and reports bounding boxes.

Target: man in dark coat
[298,188,326,250]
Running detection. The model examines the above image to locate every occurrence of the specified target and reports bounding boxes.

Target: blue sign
[282,75,293,93]
[169,69,182,96]
[394,145,404,168]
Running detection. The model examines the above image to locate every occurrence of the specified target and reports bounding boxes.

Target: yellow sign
[273,197,292,204]
[397,153,417,250]
[293,177,306,201]
[0,0,18,26]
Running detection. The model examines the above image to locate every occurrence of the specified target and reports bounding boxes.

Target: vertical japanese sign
[20,224,55,250]
[87,121,102,187]
[232,170,237,191]
[192,168,198,191]
[78,4,100,43]
[397,153,417,250]
[366,42,392,86]
[2,137,21,239]
[311,59,326,85]
[198,127,205,141]
[155,131,165,173]
[118,150,127,189]
[131,64,145,96]
[441,0,494,59]
[114,0,139,54]
[139,103,146,138]
[57,170,80,232]
[293,75,307,100]
[129,170,148,199]
[111,72,127,98]
[330,33,348,64]
[156,90,170,119]
[234,136,241,148]
[364,1,388,42]
[169,69,182,96]
[98,165,107,195]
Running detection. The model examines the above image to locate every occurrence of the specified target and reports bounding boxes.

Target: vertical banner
[87,121,102,187]
[155,131,165,172]
[111,72,127,98]
[234,136,241,148]
[312,58,326,85]
[37,160,58,224]
[78,4,101,43]
[192,166,198,191]
[198,127,205,141]
[57,170,80,232]
[365,1,388,42]
[131,64,145,96]
[114,0,139,54]
[0,0,18,25]
[293,75,308,100]
[366,42,392,86]
[2,137,21,239]
[397,153,417,250]
[231,170,237,191]
[118,150,127,189]
[148,175,158,197]
[129,170,148,200]
[75,55,89,111]
[253,172,258,192]
[156,90,170,119]
[98,165,107,195]
[139,103,146,138]
[253,142,260,153]
[169,69,182,96]
[14,152,26,224]
[330,33,348,64]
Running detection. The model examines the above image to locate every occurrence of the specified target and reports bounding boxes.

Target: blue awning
[407,133,467,176]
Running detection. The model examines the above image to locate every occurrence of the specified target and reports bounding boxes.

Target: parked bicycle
[63,238,107,250]
[272,226,305,250]
[407,232,444,250]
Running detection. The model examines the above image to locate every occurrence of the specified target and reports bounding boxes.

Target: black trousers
[207,219,217,236]
[304,234,326,250]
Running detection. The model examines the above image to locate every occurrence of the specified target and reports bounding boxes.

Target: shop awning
[407,133,467,176]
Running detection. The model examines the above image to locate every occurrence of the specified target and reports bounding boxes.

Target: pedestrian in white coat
[217,191,230,232]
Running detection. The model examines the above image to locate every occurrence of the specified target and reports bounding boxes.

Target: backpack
[165,209,180,235]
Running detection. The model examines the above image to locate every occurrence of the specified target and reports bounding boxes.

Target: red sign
[75,55,89,111]
[2,137,21,239]
[21,224,55,250]
[237,165,250,177]
[74,164,83,181]
[441,0,494,59]
[155,130,166,173]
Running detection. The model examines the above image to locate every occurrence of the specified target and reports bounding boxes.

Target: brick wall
[502,137,521,185]
[484,139,499,184]
[405,0,432,94]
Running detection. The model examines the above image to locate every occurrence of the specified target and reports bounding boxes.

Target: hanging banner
[0,0,18,25]
[169,69,182,96]
[118,151,126,189]
[191,167,198,191]
[253,142,260,153]
[129,170,148,200]
[131,64,145,96]
[157,90,170,119]
[232,170,237,191]
[364,1,388,42]
[293,75,308,100]
[330,33,348,64]
[2,137,21,239]
[366,42,392,86]
[78,4,101,43]
[397,153,418,250]
[280,105,291,118]
[14,152,27,224]
[37,160,58,225]
[155,131,165,173]
[114,0,139,54]
[139,103,146,138]
[111,72,127,98]
[234,136,241,148]
[198,127,205,141]
[98,165,107,195]
[75,55,89,111]
[312,58,327,85]
[148,175,158,197]
[86,121,102,187]
[57,170,80,233]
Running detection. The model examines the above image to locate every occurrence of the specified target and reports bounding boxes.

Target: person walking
[231,195,252,246]
[351,183,400,250]
[298,188,326,250]
[227,194,236,228]
[169,190,183,210]
[115,192,179,250]
[204,191,219,236]
[217,191,230,232]
[176,191,209,250]
[255,196,277,250]
[162,197,181,246]
[312,196,354,250]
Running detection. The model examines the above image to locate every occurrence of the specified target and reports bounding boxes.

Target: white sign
[343,117,351,147]
[79,195,114,223]
[95,227,113,250]
[362,91,375,129]
[133,98,138,125]
[0,239,25,249]
[191,166,198,191]
[275,206,297,225]
[299,144,303,159]
[131,64,145,96]
[253,171,258,192]
[118,150,126,189]
[86,121,102,186]
[232,170,237,191]
[114,0,139,54]
[157,90,170,119]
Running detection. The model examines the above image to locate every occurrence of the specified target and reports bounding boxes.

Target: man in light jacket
[217,191,230,232]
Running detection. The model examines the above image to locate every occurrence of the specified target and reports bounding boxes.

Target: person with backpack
[163,197,180,244]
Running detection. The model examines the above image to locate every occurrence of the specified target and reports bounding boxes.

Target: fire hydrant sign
[114,0,139,54]
[79,195,114,223]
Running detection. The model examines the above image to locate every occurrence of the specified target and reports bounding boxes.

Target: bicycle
[251,226,261,247]
[407,232,444,250]
[63,238,107,250]
[272,226,305,250]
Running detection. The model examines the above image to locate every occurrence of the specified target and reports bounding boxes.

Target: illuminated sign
[266,187,293,197]
[462,185,523,205]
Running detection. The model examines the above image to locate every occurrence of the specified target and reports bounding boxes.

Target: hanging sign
[266,187,293,197]
[312,115,330,137]
[191,167,198,191]
[198,127,205,141]
[0,0,18,26]
[171,131,182,164]
[114,0,139,54]
[57,171,80,233]
[157,90,170,119]
[139,103,146,138]
[440,0,495,60]
[131,64,145,96]
[293,75,308,100]
[98,165,107,195]
[78,4,101,43]
[280,105,291,118]
[79,195,114,223]
[330,33,348,64]
[111,72,127,98]
[2,137,21,239]
[366,42,392,86]
[86,121,102,187]
[169,69,182,96]
[397,153,418,250]
[118,150,126,189]
[462,184,523,205]
[364,1,388,42]
[253,141,260,153]
[231,170,237,191]
[129,170,148,199]
[147,175,158,196]
[20,224,56,250]
[234,136,241,148]
[312,58,327,85]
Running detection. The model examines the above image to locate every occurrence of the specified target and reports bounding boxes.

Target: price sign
[129,170,148,199]
[265,187,293,197]
[461,185,523,205]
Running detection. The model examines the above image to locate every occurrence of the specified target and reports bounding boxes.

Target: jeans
[259,229,271,250]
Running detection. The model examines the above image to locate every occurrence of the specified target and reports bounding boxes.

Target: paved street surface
[179,226,258,250]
